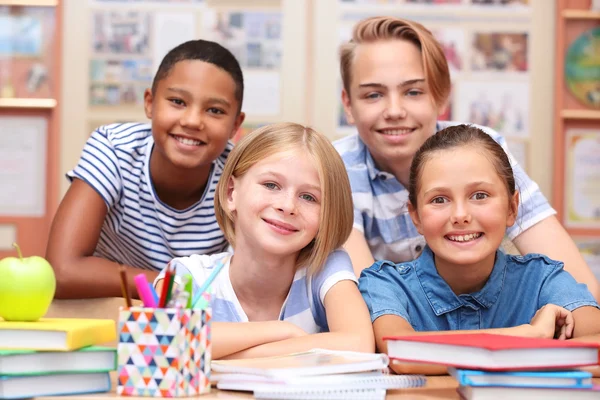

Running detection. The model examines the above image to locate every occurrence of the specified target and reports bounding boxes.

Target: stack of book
[212,348,427,400]
[385,333,600,400]
[0,317,117,399]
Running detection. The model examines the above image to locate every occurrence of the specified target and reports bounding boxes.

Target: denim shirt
[359,246,599,331]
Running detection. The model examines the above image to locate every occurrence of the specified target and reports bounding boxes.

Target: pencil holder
[116,306,212,397]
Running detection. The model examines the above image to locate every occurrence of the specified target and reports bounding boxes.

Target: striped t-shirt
[67,122,232,272]
[156,249,357,333]
[333,121,556,264]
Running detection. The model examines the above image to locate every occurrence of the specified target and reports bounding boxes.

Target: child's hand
[529,304,574,340]
[283,321,308,339]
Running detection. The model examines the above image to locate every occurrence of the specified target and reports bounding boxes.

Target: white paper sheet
[242,70,281,116]
[0,117,47,217]
[153,12,197,75]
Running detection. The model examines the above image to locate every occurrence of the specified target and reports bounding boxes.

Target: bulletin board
[60,0,309,197]
[0,1,61,259]
[334,0,534,173]
[311,0,555,200]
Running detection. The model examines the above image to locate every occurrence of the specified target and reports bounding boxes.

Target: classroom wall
[59,0,555,200]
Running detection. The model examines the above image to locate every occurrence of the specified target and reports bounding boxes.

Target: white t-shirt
[155,250,357,333]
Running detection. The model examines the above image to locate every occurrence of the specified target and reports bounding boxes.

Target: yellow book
[0,318,116,351]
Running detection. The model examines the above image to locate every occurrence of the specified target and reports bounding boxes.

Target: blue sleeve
[358,263,411,324]
[476,124,556,240]
[310,249,357,329]
[538,263,599,312]
[67,126,122,208]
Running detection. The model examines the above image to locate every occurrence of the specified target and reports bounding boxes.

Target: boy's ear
[506,191,520,227]
[341,88,356,125]
[143,88,153,119]
[408,202,424,235]
[436,98,449,119]
[230,112,246,140]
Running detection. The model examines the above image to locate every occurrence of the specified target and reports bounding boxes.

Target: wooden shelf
[0,0,57,5]
[562,9,600,19]
[561,109,600,120]
[0,98,56,109]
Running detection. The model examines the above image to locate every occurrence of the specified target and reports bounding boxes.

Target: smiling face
[144,59,244,172]
[408,145,519,270]
[227,148,322,259]
[342,39,443,173]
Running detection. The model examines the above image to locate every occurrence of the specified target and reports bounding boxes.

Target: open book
[211,349,390,378]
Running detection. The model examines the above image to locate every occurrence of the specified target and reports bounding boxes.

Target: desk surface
[41,375,463,400]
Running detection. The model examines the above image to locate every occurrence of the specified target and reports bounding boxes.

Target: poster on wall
[89,10,153,106]
[202,9,283,116]
[0,117,47,217]
[565,129,600,229]
[455,81,529,138]
[0,6,55,99]
[565,27,600,109]
[471,32,528,73]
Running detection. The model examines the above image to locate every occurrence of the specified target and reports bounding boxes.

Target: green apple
[0,243,56,321]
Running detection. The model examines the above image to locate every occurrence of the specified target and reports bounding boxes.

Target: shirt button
[415,245,422,252]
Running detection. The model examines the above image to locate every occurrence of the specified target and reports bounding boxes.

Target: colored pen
[118,265,132,308]
[183,274,193,309]
[164,267,176,307]
[148,282,159,306]
[134,274,157,308]
[192,259,225,308]
[158,262,173,308]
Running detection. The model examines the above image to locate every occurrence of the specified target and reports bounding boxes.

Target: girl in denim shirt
[359,124,600,373]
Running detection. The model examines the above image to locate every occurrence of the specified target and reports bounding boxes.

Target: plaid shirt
[333,121,556,263]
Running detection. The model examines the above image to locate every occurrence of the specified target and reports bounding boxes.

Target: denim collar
[415,246,507,316]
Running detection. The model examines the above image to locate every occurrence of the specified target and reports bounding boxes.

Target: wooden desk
[39,376,600,400]
[41,375,461,400]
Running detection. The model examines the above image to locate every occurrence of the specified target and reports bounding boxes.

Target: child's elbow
[47,256,71,299]
[344,331,376,353]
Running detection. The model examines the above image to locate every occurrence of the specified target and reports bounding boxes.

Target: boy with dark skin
[47,40,245,299]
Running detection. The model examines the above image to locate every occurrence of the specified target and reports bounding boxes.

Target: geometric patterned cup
[116,306,212,397]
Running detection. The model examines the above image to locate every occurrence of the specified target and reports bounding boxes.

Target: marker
[134,274,157,308]
[192,259,225,308]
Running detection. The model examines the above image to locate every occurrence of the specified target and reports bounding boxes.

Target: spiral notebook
[211,348,390,378]
[216,371,427,392]
[254,388,387,400]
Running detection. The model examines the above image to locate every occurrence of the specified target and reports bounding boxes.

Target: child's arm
[46,180,157,299]
[220,280,375,359]
[572,306,600,337]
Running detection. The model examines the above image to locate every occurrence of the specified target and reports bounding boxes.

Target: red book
[384,333,600,371]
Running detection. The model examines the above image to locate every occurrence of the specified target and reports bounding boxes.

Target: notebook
[458,384,600,400]
[211,349,389,378]
[0,346,116,376]
[450,368,593,389]
[216,371,427,392]
[254,388,387,400]
[0,372,111,399]
[384,333,600,371]
[0,318,116,351]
